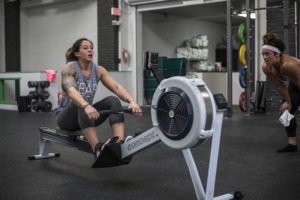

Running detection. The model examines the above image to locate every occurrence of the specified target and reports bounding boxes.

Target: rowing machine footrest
[27,152,60,160]
[91,143,132,168]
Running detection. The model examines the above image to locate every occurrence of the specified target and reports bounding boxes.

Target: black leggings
[286,82,300,137]
[56,96,124,131]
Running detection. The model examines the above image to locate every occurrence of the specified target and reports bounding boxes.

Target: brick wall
[5,0,20,72]
[265,0,296,112]
[98,0,119,71]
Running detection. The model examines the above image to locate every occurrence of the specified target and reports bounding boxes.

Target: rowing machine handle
[99,108,133,115]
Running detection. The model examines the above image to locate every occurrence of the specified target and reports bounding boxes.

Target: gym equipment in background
[239,44,247,67]
[28,81,52,112]
[238,23,247,112]
[239,67,247,89]
[254,81,267,113]
[239,91,247,112]
[29,52,243,200]
[238,23,246,45]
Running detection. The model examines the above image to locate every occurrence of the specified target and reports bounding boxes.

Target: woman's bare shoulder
[62,63,76,75]
[262,62,271,74]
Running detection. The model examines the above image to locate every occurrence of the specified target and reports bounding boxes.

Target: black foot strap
[92,143,132,168]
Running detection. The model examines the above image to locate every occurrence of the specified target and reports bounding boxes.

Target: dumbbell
[39,81,50,88]
[28,81,39,88]
[29,91,39,99]
[41,91,50,99]
[31,100,52,112]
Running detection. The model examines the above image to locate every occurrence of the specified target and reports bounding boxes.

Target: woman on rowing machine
[55,38,142,159]
[261,33,300,153]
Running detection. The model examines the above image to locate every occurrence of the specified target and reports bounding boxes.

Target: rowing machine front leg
[28,131,60,160]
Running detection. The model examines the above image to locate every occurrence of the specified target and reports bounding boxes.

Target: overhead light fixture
[238,12,256,19]
[127,0,181,6]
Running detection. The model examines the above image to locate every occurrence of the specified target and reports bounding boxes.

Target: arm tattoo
[61,66,77,92]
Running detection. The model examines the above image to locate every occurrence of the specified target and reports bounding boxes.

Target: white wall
[0,0,5,73]
[142,12,226,61]
[20,0,98,71]
[19,0,97,108]
[140,12,247,105]
[18,0,137,107]
[202,72,244,105]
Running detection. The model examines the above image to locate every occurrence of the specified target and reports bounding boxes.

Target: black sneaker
[277,144,298,153]
[94,142,104,159]
[94,136,119,159]
[118,135,134,144]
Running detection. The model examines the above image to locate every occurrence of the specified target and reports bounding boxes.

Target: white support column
[136,11,144,105]
[255,0,267,81]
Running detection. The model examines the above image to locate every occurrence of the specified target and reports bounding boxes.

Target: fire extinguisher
[122,49,129,63]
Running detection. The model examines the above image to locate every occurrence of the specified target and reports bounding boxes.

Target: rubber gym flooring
[0,107,300,200]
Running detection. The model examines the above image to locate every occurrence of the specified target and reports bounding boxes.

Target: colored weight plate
[239,44,247,66]
[239,67,247,89]
[238,23,246,44]
[239,91,247,112]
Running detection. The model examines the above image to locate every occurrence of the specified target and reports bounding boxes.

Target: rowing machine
[27,109,133,161]
[28,51,243,199]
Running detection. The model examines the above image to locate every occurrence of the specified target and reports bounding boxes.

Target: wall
[142,12,226,61]
[0,0,5,72]
[20,0,98,71]
[98,0,119,71]
[255,0,267,82]
[140,12,248,104]
[19,0,97,108]
[17,0,136,108]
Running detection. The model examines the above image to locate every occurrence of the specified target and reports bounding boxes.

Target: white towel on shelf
[279,110,294,127]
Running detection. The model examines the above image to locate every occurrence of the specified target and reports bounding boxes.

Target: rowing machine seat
[55,127,82,137]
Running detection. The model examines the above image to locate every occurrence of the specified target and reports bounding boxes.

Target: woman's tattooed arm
[61,65,77,92]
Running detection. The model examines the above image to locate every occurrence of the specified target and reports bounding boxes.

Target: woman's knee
[107,96,122,108]
[109,114,124,125]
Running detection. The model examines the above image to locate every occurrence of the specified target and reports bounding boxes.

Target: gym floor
[0,107,300,200]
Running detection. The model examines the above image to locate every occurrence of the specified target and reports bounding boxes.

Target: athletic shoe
[277,144,298,153]
[118,135,133,144]
[94,136,119,159]
[124,135,133,142]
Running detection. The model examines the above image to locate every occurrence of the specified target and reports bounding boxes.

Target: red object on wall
[122,49,129,63]
[111,7,120,16]
[45,69,56,82]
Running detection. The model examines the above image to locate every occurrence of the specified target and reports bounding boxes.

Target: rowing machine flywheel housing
[151,76,216,149]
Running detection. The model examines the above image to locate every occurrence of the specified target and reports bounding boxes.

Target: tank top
[55,61,99,115]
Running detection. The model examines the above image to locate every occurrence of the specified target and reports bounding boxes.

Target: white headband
[262,45,281,54]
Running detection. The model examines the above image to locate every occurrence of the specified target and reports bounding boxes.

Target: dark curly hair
[69,38,93,61]
[262,33,285,53]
